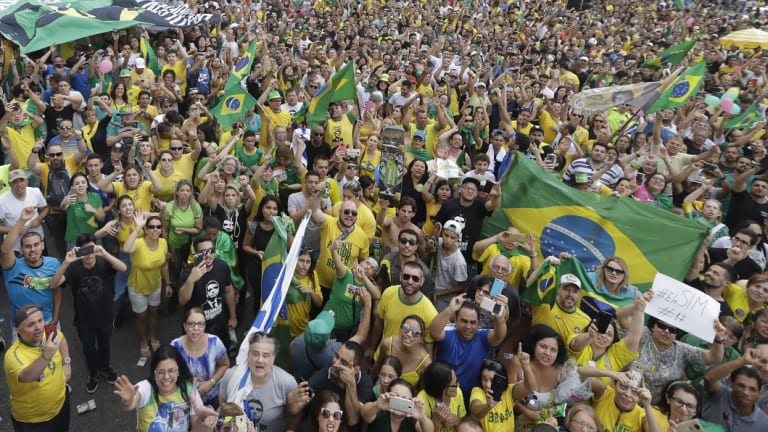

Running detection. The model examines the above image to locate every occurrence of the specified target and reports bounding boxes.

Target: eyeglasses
[48,152,63,158]
[655,322,678,334]
[147,224,163,229]
[399,237,418,246]
[342,209,358,216]
[570,418,598,432]
[58,125,73,130]
[321,408,343,420]
[670,397,697,411]
[401,323,423,337]
[605,266,625,275]
[401,273,421,283]
[154,367,179,376]
[186,320,205,328]
[170,147,183,151]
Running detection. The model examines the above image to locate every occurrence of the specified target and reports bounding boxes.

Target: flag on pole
[482,153,708,291]
[641,39,697,70]
[225,39,258,89]
[725,103,763,129]
[296,61,357,127]
[210,85,257,128]
[140,35,161,76]
[647,61,706,113]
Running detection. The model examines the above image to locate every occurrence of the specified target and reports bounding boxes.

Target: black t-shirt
[725,190,768,229]
[210,204,248,250]
[179,259,232,328]
[435,198,492,261]
[308,367,375,408]
[707,248,762,281]
[43,105,76,138]
[686,277,735,318]
[306,141,333,170]
[65,257,114,328]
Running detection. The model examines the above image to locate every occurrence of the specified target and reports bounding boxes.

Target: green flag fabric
[641,39,697,70]
[210,84,257,128]
[725,103,763,129]
[482,153,708,291]
[647,61,706,113]
[140,35,160,76]
[225,39,258,89]
[303,61,357,127]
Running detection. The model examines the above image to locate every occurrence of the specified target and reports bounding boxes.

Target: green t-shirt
[235,145,264,170]
[65,192,103,242]
[164,200,203,248]
[322,270,364,331]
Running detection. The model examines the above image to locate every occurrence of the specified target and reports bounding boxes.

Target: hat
[112,142,124,151]
[8,169,26,183]
[118,105,135,115]
[579,56,589,62]
[443,220,464,236]
[305,311,335,350]
[119,68,131,78]
[268,90,282,100]
[593,58,603,64]
[14,304,42,327]
[419,46,429,52]
[560,273,582,288]
[135,58,145,69]
[530,125,544,134]
[379,73,390,83]
[474,82,487,88]
[413,131,426,140]
[461,176,482,189]
[405,76,417,84]
[370,91,384,104]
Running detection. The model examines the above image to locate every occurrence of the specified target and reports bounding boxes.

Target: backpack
[46,167,70,211]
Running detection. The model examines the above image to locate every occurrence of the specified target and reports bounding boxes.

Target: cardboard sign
[646,273,720,342]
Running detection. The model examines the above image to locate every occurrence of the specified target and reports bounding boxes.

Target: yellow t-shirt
[594,386,646,432]
[316,216,370,288]
[4,334,67,423]
[286,272,322,337]
[359,148,381,180]
[137,380,197,432]
[325,113,355,149]
[171,154,196,182]
[473,244,531,290]
[161,61,188,96]
[8,122,37,169]
[135,104,158,132]
[128,237,168,294]
[377,285,438,347]
[538,110,559,144]
[332,201,376,239]
[470,384,516,432]
[113,180,155,212]
[417,389,466,432]
[153,169,186,202]
[725,281,765,322]
[532,302,591,344]
[408,122,440,157]
[573,339,638,385]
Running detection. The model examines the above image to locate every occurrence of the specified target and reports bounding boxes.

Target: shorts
[128,286,161,314]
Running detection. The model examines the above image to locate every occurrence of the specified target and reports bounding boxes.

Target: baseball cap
[413,131,426,140]
[9,169,26,183]
[135,58,145,69]
[268,90,282,100]
[461,176,482,189]
[118,105,135,115]
[112,142,124,151]
[579,56,589,62]
[443,220,463,236]
[530,125,544,134]
[14,304,42,327]
[474,82,487,88]
[119,69,131,78]
[305,311,335,350]
[560,273,582,288]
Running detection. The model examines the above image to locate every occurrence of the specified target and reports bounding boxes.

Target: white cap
[560,273,582,288]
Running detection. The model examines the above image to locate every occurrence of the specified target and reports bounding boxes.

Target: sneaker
[86,378,98,394]
[99,368,118,384]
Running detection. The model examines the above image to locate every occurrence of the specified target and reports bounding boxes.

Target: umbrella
[719,28,768,49]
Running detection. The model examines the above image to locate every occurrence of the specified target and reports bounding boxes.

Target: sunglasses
[605,266,625,275]
[170,147,183,151]
[199,247,215,255]
[342,209,358,216]
[321,408,343,420]
[48,152,63,157]
[401,323,423,337]
[58,125,73,130]
[401,273,421,283]
[147,224,163,229]
[655,322,678,334]
[398,237,417,246]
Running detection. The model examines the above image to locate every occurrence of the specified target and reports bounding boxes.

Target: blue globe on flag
[225,96,241,111]
[234,55,250,74]
[671,81,691,98]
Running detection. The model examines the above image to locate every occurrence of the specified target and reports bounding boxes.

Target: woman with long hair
[421,176,453,237]
[114,344,214,432]
[373,315,432,390]
[161,180,203,288]
[97,163,163,212]
[372,356,402,398]
[170,308,230,408]
[124,213,169,358]
[62,172,105,250]
[589,256,640,299]
[416,362,465,432]
[651,381,722,432]
[153,150,186,203]
[397,158,429,226]
[363,379,433,432]
[242,196,282,313]
[302,390,347,432]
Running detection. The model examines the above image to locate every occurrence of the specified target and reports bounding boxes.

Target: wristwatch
[62,356,72,365]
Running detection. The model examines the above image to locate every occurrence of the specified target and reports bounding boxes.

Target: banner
[0,0,218,53]
[571,81,663,114]
[647,273,719,342]
[482,153,708,291]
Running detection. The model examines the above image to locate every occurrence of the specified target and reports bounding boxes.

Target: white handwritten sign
[646,273,720,343]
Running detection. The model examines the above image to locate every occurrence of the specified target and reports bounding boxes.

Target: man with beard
[686,261,736,317]
[531,273,591,343]
[308,340,375,429]
[430,294,507,397]
[726,165,768,229]
[378,228,434,297]
[562,142,622,188]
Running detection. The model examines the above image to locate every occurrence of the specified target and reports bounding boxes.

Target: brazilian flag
[225,39,258,89]
[482,153,708,292]
[260,214,295,369]
[210,85,257,128]
[296,61,357,128]
[647,61,706,113]
[641,39,697,70]
[726,103,763,129]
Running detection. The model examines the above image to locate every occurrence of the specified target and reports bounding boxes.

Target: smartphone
[628,363,643,388]
[480,296,502,316]
[482,181,493,194]
[595,311,613,334]
[675,419,703,432]
[346,283,360,295]
[389,396,414,414]
[365,100,374,112]
[234,415,249,431]
[508,233,528,243]
[545,153,557,164]
[635,172,645,185]
[76,245,95,257]
[490,373,508,401]
[193,252,205,266]
[346,148,361,158]
[69,186,77,196]
[338,143,347,155]
[490,278,505,297]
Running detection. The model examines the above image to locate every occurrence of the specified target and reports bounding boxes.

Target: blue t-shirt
[4,256,61,323]
[171,334,227,402]
[435,323,491,396]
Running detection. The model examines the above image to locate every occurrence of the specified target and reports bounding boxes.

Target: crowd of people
[3,0,768,431]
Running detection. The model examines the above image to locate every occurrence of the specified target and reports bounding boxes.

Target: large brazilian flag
[482,153,708,292]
